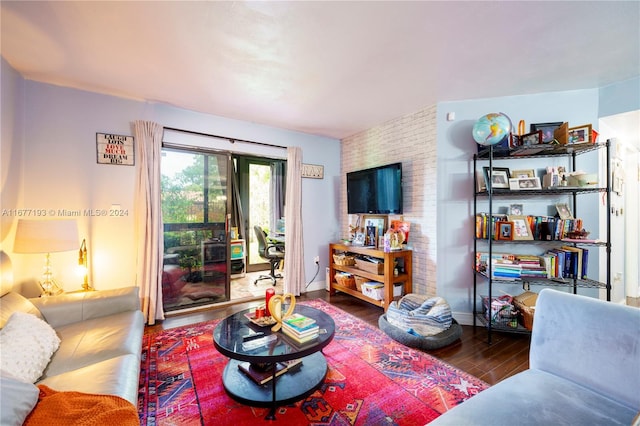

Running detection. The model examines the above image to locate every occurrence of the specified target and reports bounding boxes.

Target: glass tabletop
[213,305,335,364]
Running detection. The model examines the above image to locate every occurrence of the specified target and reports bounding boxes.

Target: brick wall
[340,105,437,296]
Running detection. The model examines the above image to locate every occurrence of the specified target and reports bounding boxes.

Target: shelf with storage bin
[328,243,412,310]
[473,140,611,343]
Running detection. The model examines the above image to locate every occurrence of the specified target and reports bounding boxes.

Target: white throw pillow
[0,311,61,383]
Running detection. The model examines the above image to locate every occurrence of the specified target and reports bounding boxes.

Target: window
[161,147,230,311]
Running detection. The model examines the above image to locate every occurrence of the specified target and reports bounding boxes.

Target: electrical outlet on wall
[314,256,320,264]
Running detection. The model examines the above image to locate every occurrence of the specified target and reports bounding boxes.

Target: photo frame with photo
[496,221,513,240]
[510,169,536,178]
[507,215,534,240]
[363,214,388,241]
[483,167,511,190]
[555,203,574,220]
[568,124,593,145]
[509,204,524,215]
[509,177,542,190]
[509,133,521,149]
[531,122,563,143]
[476,171,487,192]
[521,130,543,146]
[352,232,366,246]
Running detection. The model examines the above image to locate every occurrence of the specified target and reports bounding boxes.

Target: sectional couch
[0,251,144,424]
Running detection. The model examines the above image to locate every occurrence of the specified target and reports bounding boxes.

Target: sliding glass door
[161,148,230,311]
[234,156,286,272]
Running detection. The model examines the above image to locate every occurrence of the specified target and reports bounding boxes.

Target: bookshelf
[473,141,612,343]
[328,243,412,310]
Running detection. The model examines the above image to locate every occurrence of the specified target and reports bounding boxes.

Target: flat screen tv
[347,163,403,214]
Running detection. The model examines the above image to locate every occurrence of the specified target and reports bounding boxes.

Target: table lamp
[77,238,93,291]
[13,219,79,296]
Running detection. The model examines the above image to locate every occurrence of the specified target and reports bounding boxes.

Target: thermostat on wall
[302,164,324,179]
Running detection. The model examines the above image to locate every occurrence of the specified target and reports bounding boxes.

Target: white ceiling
[1,1,639,139]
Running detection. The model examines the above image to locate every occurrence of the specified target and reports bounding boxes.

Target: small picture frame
[509,204,524,215]
[531,122,563,143]
[509,133,521,149]
[476,171,487,192]
[511,169,536,178]
[362,214,388,242]
[496,221,513,240]
[509,177,542,190]
[352,232,366,246]
[568,124,593,145]
[555,203,574,220]
[483,167,511,190]
[507,215,534,240]
[521,130,543,146]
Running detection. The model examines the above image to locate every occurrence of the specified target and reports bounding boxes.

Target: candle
[265,288,275,316]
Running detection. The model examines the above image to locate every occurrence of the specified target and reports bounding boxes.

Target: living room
[1,2,639,424]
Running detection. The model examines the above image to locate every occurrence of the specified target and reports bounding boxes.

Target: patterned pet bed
[379,294,462,350]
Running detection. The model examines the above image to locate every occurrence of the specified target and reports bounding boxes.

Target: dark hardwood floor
[148,289,530,386]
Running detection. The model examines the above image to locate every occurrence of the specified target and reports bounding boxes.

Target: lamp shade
[13,219,79,254]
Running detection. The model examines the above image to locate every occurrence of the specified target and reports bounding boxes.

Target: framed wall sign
[301,163,324,179]
[96,133,135,166]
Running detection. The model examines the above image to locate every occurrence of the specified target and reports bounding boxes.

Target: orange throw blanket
[24,385,138,426]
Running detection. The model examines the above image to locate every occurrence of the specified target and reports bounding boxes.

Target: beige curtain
[133,120,164,325]
[283,147,305,295]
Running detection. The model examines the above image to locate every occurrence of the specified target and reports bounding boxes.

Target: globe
[472,113,512,146]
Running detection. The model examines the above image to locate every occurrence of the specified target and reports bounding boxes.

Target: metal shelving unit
[473,141,611,344]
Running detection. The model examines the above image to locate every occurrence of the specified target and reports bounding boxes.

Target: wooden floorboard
[148,289,530,386]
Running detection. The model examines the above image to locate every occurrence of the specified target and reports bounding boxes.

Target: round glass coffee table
[213,305,335,419]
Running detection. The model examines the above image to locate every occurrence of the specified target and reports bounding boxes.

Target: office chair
[253,225,285,285]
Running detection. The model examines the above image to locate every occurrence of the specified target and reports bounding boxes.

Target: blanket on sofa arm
[25,385,138,426]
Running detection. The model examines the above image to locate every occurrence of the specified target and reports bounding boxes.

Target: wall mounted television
[347,162,403,214]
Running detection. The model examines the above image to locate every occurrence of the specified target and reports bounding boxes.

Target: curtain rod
[163,126,287,150]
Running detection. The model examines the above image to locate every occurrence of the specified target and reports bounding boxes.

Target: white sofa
[0,251,144,424]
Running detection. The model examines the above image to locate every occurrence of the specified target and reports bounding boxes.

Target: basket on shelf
[481,295,519,328]
[513,291,538,330]
[354,276,367,292]
[335,273,356,289]
[333,253,356,266]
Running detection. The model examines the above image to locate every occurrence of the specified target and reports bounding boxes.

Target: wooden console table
[328,243,412,310]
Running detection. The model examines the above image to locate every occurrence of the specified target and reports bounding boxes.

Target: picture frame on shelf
[476,171,487,192]
[555,203,574,220]
[531,122,563,143]
[352,232,366,246]
[507,215,534,240]
[496,221,513,240]
[509,204,524,215]
[365,225,377,247]
[362,215,388,240]
[509,177,542,190]
[521,130,543,146]
[483,167,511,190]
[511,169,536,178]
[509,133,522,149]
[568,124,593,145]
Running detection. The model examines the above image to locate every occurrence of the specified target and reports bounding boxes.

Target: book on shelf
[238,359,302,386]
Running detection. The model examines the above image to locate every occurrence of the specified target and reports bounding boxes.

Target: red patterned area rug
[138,299,488,425]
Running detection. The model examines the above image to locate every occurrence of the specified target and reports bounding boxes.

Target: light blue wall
[2,58,340,292]
[599,77,640,118]
[436,89,601,319]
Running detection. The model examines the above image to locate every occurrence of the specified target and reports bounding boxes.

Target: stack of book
[238,359,302,385]
[281,313,319,344]
[518,255,547,278]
